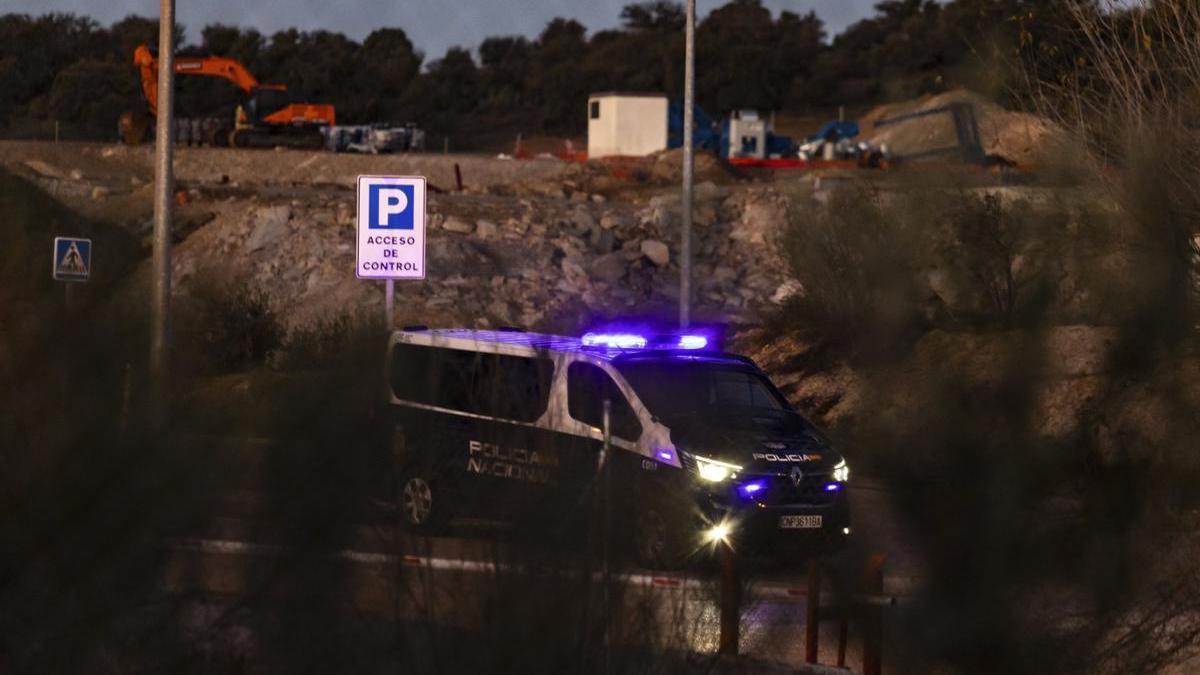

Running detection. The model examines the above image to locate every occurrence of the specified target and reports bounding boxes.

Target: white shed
[586,92,669,158]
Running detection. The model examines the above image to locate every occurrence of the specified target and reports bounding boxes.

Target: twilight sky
[1,0,876,60]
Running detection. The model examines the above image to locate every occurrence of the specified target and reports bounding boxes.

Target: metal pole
[600,398,612,675]
[862,553,886,675]
[150,0,175,427]
[805,559,821,663]
[385,279,394,328]
[718,539,739,655]
[680,0,696,329]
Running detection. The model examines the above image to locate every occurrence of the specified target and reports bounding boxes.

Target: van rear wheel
[397,469,445,531]
[634,505,689,570]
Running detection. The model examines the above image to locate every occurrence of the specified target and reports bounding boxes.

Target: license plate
[779,515,823,529]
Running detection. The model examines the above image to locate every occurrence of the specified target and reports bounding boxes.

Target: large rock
[22,160,66,179]
[589,252,628,285]
[599,212,627,230]
[640,239,670,266]
[244,205,291,252]
[570,208,597,234]
[476,219,499,239]
[589,226,615,253]
[732,198,784,245]
[442,216,475,234]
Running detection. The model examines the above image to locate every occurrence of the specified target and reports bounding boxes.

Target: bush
[775,183,927,361]
[178,279,282,374]
[273,312,386,372]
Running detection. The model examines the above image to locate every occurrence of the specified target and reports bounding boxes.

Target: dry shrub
[776,178,1065,360]
[176,277,283,374]
[829,3,1200,672]
[776,182,926,361]
[273,312,386,372]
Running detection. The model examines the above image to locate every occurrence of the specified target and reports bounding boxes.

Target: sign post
[356,175,427,327]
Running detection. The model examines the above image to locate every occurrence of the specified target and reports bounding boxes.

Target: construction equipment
[326,123,425,154]
[872,102,986,164]
[130,44,335,149]
[796,120,890,167]
[720,109,795,159]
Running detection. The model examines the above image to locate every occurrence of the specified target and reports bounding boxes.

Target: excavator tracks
[229,127,325,151]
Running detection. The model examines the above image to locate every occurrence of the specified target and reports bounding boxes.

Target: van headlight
[832,459,849,483]
[694,455,742,483]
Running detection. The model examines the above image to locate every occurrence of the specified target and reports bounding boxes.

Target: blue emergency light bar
[581,333,647,349]
[581,331,710,351]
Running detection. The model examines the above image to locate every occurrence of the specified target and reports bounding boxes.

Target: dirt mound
[632,148,738,185]
[507,148,737,199]
[860,89,1062,166]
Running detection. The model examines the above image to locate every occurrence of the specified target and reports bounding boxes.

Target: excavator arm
[133,44,279,114]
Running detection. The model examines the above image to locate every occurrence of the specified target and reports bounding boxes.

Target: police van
[385,327,850,567]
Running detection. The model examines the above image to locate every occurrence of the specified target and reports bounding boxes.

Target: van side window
[390,343,436,404]
[567,362,642,441]
[474,353,555,422]
[390,343,474,409]
[390,344,553,422]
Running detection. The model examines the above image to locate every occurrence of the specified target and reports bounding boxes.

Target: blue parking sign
[368,183,416,230]
[52,237,91,282]
[356,176,426,280]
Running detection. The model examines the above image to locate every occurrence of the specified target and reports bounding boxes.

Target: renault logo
[790,466,804,486]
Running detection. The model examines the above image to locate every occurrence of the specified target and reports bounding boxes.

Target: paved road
[160,436,919,672]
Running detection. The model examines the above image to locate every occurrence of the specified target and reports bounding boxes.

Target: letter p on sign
[368,183,415,230]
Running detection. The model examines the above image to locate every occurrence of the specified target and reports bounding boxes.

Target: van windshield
[614,359,789,424]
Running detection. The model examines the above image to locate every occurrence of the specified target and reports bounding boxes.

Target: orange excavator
[124,44,335,149]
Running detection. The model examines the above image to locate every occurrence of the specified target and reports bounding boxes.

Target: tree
[200,23,264,64]
[696,0,782,113]
[357,28,422,121]
[619,1,685,32]
[402,46,480,126]
[774,10,826,109]
[531,18,589,130]
[47,60,136,139]
[479,36,533,111]
[108,14,181,62]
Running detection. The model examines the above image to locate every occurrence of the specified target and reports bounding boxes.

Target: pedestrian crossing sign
[52,236,91,282]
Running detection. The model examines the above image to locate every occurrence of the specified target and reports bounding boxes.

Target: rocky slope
[5,138,1191,469]
[2,141,798,333]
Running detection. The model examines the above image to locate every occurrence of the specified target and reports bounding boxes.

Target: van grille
[760,473,835,506]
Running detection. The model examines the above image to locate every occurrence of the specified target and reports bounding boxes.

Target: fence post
[805,559,821,663]
[862,553,886,675]
[718,540,739,655]
[837,614,849,668]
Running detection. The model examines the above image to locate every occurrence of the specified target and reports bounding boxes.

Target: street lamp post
[680,0,695,329]
[150,0,175,427]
